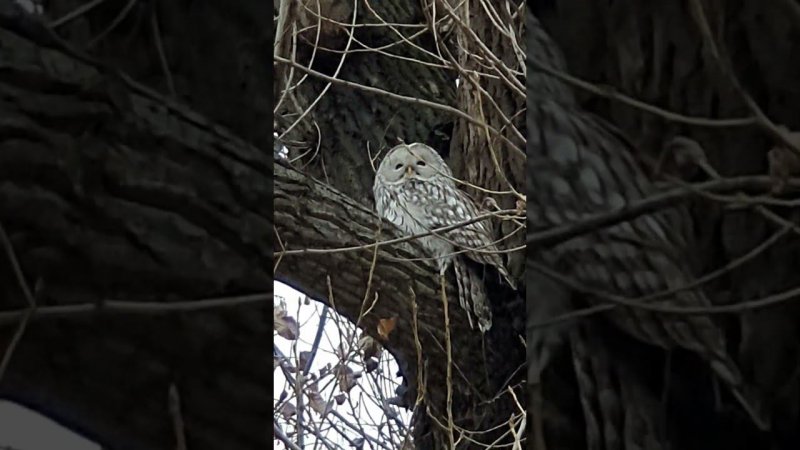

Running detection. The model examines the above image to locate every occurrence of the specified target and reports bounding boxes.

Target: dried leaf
[357,334,383,360]
[334,393,347,405]
[319,363,332,379]
[336,364,357,393]
[274,305,299,340]
[279,402,297,420]
[377,317,397,340]
[515,198,526,213]
[278,390,288,403]
[307,389,333,416]
[274,302,286,319]
[352,437,365,449]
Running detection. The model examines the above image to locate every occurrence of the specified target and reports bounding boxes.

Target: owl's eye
[416,160,426,167]
[395,163,403,170]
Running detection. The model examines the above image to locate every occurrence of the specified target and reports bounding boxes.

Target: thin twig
[168,383,187,450]
[86,0,138,48]
[0,224,36,308]
[527,176,800,247]
[281,208,518,255]
[439,273,456,449]
[0,308,32,383]
[687,0,800,157]
[0,223,37,383]
[409,287,425,408]
[0,293,272,325]
[531,258,800,318]
[357,224,383,326]
[49,0,109,28]
[273,55,525,158]
[302,306,329,376]
[274,422,303,450]
[150,6,176,97]
[279,0,358,140]
[527,57,756,128]
[529,218,795,329]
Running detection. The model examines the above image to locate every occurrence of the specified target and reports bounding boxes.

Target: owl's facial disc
[379,143,443,185]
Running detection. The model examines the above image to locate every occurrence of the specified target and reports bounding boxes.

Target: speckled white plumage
[373,142,515,331]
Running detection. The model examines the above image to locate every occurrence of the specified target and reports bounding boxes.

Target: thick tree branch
[274,159,495,415]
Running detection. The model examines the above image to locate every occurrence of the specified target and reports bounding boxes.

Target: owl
[373,142,516,332]
[526,12,768,430]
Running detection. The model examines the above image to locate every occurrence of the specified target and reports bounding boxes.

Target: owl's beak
[405,165,415,177]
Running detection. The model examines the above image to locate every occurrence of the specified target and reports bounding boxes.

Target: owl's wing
[424,188,515,288]
[373,181,390,217]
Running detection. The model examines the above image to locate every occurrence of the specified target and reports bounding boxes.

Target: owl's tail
[662,309,771,430]
[708,353,771,431]
[672,304,771,431]
[623,290,772,431]
[453,259,492,332]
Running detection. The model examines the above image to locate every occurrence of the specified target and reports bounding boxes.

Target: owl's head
[375,142,452,184]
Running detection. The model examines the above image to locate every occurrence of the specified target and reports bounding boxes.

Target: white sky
[274,282,411,449]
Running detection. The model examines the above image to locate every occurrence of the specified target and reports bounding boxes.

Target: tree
[274,0,526,448]
[530,1,800,449]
